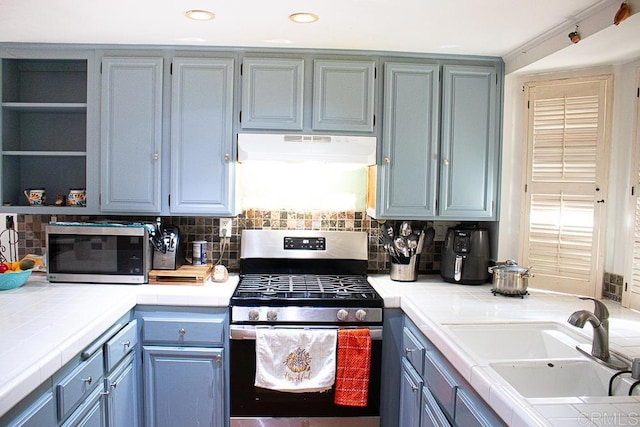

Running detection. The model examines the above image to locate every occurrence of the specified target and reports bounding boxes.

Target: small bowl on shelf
[0,269,33,291]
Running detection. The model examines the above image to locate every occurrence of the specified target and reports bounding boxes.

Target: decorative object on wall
[614,2,630,25]
[568,26,581,44]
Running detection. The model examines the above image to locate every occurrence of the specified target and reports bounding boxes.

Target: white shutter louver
[523,77,610,296]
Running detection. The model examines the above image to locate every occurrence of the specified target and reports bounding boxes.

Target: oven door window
[230,339,381,417]
[48,234,145,275]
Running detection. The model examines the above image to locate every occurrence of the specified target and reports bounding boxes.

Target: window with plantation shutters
[626,69,640,310]
[522,76,611,297]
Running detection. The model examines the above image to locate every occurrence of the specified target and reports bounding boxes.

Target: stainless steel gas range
[230,230,383,427]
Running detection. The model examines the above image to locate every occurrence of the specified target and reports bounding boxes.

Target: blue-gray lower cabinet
[137,306,228,427]
[2,389,56,427]
[400,359,424,427]
[104,353,139,427]
[142,346,224,427]
[61,387,105,427]
[401,316,505,427]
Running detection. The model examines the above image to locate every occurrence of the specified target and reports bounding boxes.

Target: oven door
[230,325,382,427]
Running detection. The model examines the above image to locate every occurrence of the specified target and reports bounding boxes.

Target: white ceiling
[1,0,639,74]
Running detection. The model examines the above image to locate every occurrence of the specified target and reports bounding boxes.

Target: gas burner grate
[235,274,377,300]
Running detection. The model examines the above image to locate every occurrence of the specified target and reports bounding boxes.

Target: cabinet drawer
[422,386,451,427]
[56,349,104,420]
[104,320,138,372]
[402,327,425,376]
[424,350,457,417]
[142,317,224,346]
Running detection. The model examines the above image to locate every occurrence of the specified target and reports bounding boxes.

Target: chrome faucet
[568,297,628,370]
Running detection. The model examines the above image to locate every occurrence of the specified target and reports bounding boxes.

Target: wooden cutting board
[148,264,212,286]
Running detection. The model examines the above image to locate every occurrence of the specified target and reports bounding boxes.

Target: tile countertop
[3,273,640,425]
[369,274,640,427]
[0,273,238,418]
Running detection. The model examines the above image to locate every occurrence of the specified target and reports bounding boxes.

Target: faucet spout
[568,309,610,360]
[567,297,629,370]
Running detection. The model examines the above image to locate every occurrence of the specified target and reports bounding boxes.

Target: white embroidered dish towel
[255,328,337,393]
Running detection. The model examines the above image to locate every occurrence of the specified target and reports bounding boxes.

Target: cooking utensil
[394,236,409,257]
[399,221,412,237]
[415,227,435,255]
[407,234,419,255]
[488,260,532,296]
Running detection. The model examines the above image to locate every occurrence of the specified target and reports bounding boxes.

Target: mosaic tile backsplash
[603,272,623,302]
[17,210,444,274]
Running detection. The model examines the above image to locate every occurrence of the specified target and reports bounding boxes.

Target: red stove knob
[337,309,349,321]
[248,309,260,321]
[267,310,278,321]
[355,309,367,321]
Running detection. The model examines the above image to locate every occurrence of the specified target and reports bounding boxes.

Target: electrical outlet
[219,218,233,237]
[434,222,456,241]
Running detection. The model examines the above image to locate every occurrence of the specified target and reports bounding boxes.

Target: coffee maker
[150,219,185,270]
[440,227,490,285]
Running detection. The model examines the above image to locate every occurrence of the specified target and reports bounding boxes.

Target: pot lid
[491,259,530,273]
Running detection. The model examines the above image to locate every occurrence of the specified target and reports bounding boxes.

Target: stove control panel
[232,306,382,324]
[283,236,326,250]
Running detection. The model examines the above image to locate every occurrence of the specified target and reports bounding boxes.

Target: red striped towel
[334,329,371,407]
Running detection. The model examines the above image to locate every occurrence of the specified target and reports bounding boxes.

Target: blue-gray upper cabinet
[439,65,499,219]
[370,62,439,219]
[240,57,304,130]
[100,57,163,213]
[312,60,376,132]
[170,58,236,215]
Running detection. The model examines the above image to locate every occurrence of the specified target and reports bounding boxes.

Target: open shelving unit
[1,58,89,212]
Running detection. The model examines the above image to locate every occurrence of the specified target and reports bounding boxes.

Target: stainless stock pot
[488,260,532,296]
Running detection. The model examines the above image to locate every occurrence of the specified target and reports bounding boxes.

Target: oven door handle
[230,325,383,340]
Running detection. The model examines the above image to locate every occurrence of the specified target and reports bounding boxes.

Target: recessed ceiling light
[289,13,319,24]
[185,10,215,21]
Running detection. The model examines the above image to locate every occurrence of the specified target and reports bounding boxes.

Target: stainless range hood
[237,133,377,165]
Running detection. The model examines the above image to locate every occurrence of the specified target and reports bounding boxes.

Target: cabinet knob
[384,157,391,164]
[411,385,419,392]
[153,153,160,160]
[216,354,223,363]
[123,340,131,348]
[81,376,92,384]
[404,347,416,356]
[443,158,450,165]
[179,328,186,336]
[110,381,118,389]
[224,153,230,161]
[100,390,110,396]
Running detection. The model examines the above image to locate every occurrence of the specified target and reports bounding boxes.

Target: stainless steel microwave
[46,223,152,284]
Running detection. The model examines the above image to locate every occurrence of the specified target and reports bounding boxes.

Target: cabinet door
[377,62,439,219]
[439,65,498,219]
[104,353,139,427]
[143,346,224,427]
[400,359,423,427]
[241,58,304,130]
[312,60,375,132]
[170,58,235,215]
[100,57,163,213]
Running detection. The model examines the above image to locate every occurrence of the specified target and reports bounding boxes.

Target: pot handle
[505,259,518,266]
